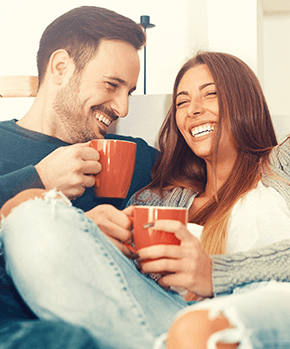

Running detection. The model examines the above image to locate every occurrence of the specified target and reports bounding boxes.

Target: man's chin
[92,125,107,139]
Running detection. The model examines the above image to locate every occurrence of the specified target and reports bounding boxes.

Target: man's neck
[17,91,61,139]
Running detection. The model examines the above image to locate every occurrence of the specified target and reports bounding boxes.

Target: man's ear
[48,49,75,85]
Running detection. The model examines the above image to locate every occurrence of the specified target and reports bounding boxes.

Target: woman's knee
[166,309,239,349]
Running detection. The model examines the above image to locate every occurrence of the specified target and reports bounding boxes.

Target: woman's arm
[211,239,290,296]
[137,220,290,298]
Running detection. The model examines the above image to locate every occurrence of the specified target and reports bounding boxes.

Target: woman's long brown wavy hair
[140,51,277,255]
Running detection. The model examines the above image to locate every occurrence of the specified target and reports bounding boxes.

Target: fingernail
[143,222,155,229]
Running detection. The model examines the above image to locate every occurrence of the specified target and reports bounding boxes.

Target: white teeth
[94,112,112,127]
[191,124,215,138]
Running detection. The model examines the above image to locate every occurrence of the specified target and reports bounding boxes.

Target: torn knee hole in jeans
[42,189,72,205]
[154,305,252,349]
[0,189,71,225]
[203,307,251,349]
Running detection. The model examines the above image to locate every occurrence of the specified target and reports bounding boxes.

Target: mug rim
[134,205,188,210]
[90,139,136,145]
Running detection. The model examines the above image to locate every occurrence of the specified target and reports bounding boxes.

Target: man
[0,6,158,348]
[0,6,159,211]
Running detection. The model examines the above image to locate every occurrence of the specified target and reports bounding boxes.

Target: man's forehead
[83,40,140,87]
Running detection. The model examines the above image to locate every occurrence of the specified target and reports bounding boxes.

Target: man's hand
[85,205,135,258]
[35,142,101,200]
[137,220,213,298]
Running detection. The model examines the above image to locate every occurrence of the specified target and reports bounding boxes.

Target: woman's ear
[48,49,75,85]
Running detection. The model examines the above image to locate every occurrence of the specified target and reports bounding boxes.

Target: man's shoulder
[0,119,17,130]
[0,119,20,142]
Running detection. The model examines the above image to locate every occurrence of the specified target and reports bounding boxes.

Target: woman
[126,51,290,348]
[129,51,290,300]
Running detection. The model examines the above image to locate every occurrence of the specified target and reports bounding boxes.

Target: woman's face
[175,64,237,164]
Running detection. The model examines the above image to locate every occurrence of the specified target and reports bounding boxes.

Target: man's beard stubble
[53,74,96,144]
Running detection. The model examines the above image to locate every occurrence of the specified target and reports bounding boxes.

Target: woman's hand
[137,220,213,298]
[85,205,135,258]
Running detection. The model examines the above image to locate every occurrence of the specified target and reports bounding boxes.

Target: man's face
[53,40,140,143]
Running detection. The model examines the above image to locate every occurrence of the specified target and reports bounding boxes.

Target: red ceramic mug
[131,205,188,251]
[89,139,136,198]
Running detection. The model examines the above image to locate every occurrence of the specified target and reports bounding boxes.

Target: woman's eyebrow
[176,91,189,98]
[176,82,215,98]
[199,82,215,90]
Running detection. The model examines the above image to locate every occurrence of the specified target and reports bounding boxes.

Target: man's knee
[0,189,48,218]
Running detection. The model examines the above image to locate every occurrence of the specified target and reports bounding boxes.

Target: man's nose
[111,94,129,118]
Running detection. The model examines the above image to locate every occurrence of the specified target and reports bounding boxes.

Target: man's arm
[211,239,290,296]
[0,166,44,208]
[0,143,102,209]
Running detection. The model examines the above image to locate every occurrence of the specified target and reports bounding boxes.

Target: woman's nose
[187,99,204,117]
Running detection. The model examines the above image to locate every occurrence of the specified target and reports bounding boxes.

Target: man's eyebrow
[176,82,215,98]
[104,76,126,85]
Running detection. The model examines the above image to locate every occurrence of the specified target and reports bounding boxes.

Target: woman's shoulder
[127,188,164,206]
[127,187,196,208]
[269,137,290,165]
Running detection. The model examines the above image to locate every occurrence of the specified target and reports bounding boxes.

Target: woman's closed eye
[176,100,189,108]
[203,91,217,99]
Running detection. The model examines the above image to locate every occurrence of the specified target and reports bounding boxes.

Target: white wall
[206,0,260,74]
[263,12,290,116]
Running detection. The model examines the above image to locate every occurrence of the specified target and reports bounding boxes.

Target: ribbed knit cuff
[211,240,290,296]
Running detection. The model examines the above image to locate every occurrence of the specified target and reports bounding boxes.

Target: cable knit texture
[211,239,290,296]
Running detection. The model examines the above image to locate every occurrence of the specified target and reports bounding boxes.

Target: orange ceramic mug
[132,205,188,251]
[89,139,136,198]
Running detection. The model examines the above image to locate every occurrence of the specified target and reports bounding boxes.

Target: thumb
[122,205,134,218]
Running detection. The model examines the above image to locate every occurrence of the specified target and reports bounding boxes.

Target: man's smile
[93,111,113,127]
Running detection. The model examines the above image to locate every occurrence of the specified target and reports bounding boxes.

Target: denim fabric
[0,320,100,349]
[2,192,290,349]
[155,281,290,349]
[0,193,188,349]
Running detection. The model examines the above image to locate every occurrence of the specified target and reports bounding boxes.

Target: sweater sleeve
[0,166,44,208]
[211,239,290,296]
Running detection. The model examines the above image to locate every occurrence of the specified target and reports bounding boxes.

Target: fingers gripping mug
[132,205,188,250]
[90,139,136,198]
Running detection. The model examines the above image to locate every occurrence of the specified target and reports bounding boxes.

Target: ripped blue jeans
[1,190,290,349]
[0,191,187,349]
